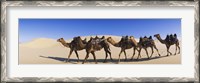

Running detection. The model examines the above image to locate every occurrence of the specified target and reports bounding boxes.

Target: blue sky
[19,19,181,42]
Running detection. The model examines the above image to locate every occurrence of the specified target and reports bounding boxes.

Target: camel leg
[138,48,142,58]
[150,47,154,58]
[66,49,73,62]
[174,45,177,55]
[131,47,136,60]
[177,45,180,54]
[103,51,108,63]
[144,48,149,59]
[106,50,113,61]
[91,52,97,64]
[74,50,79,62]
[118,49,123,63]
[108,51,113,61]
[168,46,172,55]
[82,52,89,64]
[137,48,142,60]
[175,44,181,55]
[124,50,127,61]
[166,45,171,56]
[153,45,161,57]
[104,48,112,62]
[106,46,113,61]
[176,42,181,54]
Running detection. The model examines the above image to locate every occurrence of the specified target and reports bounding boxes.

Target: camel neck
[130,38,138,46]
[60,41,70,48]
[109,39,121,47]
[156,36,165,44]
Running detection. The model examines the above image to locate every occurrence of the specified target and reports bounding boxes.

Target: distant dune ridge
[20,38,58,48]
[19,35,181,64]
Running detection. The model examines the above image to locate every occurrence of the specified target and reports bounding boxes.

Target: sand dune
[20,38,58,48]
[19,35,181,64]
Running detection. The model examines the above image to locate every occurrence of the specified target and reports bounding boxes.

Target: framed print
[1,1,199,82]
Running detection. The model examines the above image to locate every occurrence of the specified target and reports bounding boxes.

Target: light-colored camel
[74,36,112,64]
[57,37,87,62]
[154,34,180,56]
[107,36,138,63]
[134,36,161,60]
[129,36,139,60]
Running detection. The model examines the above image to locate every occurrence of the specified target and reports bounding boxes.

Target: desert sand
[19,35,181,64]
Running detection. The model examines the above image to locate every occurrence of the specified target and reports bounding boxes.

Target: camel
[74,36,112,64]
[57,37,87,62]
[107,36,138,63]
[154,34,180,56]
[129,36,139,60]
[134,36,161,60]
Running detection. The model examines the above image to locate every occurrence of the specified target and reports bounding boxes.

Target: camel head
[107,37,113,42]
[154,34,160,38]
[57,38,64,42]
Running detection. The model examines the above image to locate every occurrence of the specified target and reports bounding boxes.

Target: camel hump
[101,36,105,39]
[170,34,173,38]
[73,37,77,40]
[125,35,129,39]
[95,35,99,39]
[143,36,148,41]
[170,34,175,39]
[139,37,143,43]
[166,35,170,39]
[174,34,177,38]
[148,36,152,39]
[120,36,125,41]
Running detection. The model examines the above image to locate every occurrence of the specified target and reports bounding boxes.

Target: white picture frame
[1,1,199,82]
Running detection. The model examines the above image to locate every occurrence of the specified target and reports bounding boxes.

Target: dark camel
[57,37,87,62]
[154,34,180,56]
[74,36,112,64]
[135,36,161,60]
[107,36,138,63]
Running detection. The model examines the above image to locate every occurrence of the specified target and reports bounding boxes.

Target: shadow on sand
[39,55,172,64]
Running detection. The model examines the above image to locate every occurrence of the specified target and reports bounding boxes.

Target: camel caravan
[57,34,180,64]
